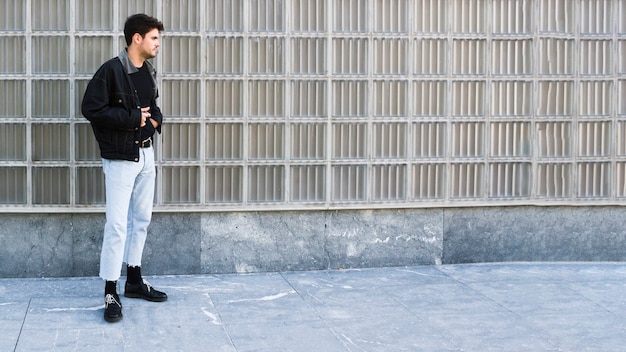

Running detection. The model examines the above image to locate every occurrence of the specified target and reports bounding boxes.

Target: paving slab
[2,263,626,351]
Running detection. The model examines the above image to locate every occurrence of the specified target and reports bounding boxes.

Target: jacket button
[134,158,139,161]
[135,140,139,144]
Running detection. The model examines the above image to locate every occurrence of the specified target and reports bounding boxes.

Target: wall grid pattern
[0,0,624,212]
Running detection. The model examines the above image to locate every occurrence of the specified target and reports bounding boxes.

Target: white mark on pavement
[200,307,222,325]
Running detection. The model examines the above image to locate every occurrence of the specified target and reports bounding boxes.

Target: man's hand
[140,107,150,127]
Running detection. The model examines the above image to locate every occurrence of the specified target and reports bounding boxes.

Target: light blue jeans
[100,146,155,281]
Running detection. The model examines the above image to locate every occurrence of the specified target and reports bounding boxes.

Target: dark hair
[123,14,164,46]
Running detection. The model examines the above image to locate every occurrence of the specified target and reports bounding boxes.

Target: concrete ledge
[1,206,625,278]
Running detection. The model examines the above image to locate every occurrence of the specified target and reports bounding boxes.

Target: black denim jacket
[81,49,163,162]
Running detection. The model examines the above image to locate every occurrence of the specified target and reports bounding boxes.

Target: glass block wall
[0,0,624,211]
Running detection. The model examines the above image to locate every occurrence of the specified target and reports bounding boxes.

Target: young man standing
[82,14,167,323]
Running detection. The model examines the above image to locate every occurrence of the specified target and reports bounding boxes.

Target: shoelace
[105,293,121,307]
[143,279,153,292]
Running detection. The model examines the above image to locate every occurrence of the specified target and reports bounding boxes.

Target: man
[82,14,167,323]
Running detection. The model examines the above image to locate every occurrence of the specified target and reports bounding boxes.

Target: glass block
[536,81,573,116]
[620,41,626,74]
[249,0,284,32]
[206,166,243,203]
[75,80,90,119]
[451,81,485,116]
[414,0,446,33]
[75,123,100,161]
[451,0,486,34]
[163,80,201,117]
[162,123,201,161]
[248,80,284,116]
[75,36,114,74]
[577,162,610,198]
[537,0,573,33]
[207,0,243,31]
[0,123,26,160]
[206,80,243,117]
[332,80,367,117]
[32,80,69,118]
[333,0,367,33]
[76,0,113,30]
[372,122,407,159]
[579,0,613,34]
[491,40,532,75]
[538,39,574,75]
[291,0,325,32]
[333,38,368,75]
[32,36,70,73]
[163,0,200,31]
[621,2,626,34]
[451,122,484,157]
[290,165,325,202]
[31,0,69,31]
[119,1,157,30]
[32,123,70,161]
[413,81,446,116]
[332,123,367,159]
[371,164,406,201]
[248,165,284,202]
[536,122,571,158]
[373,80,407,116]
[536,163,572,198]
[0,37,26,73]
[249,123,284,160]
[76,167,105,205]
[373,0,408,33]
[449,163,484,198]
[0,167,27,204]
[0,0,25,31]
[578,121,610,157]
[162,36,201,73]
[331,165,366,201]
[578,81,612,116]
[490,81,531,116]
[413,39,446,75]
[489,162,531,198]
[291,123,326,160]
[491,0,531,34]
[206,123,243,160]
[291,38,326,75]
[616,163,626,198]
[162,166,200,204]
[621,80,626,116]
[373,38,408,75]
[411,163,445,199]
[579,40,612,76]
[452,39,486,75]
[413,122,445,158]
[33,167,70,205]
[207,37,243,74]
[291,80,326,117]
[489,122,531,157]
[249,37,284,74]
[616,121,626,156]
[0,80,26,118]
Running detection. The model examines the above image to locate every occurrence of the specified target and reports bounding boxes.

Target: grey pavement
[2,263,626,351]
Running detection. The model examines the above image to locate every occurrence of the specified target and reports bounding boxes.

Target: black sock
[105,280,117,295]
[126,265,142,284]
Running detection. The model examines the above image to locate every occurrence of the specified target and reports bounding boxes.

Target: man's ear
[133,33,143,44]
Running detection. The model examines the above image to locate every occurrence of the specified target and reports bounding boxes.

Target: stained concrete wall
[1,206,625,278]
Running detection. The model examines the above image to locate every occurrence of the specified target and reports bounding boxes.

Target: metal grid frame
[0,0,624,212]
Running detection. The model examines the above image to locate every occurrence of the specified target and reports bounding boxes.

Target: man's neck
[127,47,145,68]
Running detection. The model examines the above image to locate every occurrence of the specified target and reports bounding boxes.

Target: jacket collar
[117,48,156,76]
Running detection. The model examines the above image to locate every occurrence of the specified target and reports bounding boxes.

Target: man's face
[138,28,160,59]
